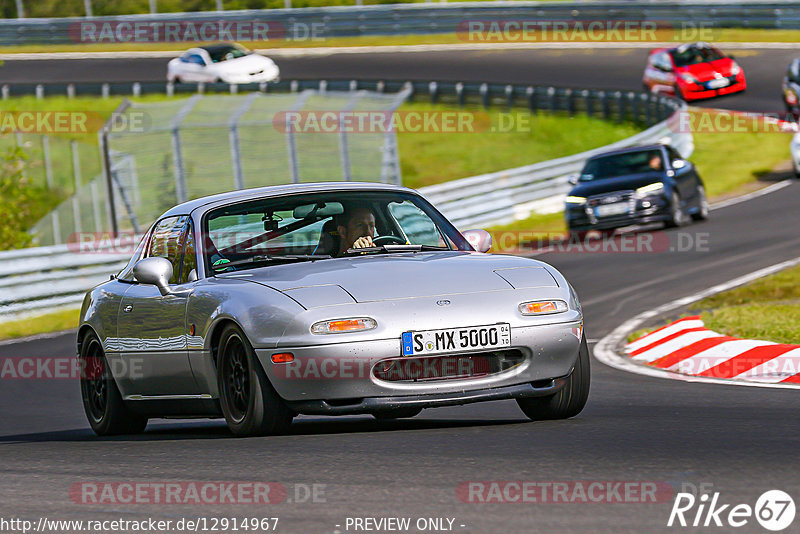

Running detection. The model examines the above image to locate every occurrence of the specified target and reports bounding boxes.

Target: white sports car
[167,43,279,84]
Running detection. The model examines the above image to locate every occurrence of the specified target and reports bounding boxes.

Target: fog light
[519,300,568,315]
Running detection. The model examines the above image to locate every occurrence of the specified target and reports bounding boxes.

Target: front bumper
[284,377,569,415]
[566,197,671,232]
[255,321,582,405]
[679,77,746,101]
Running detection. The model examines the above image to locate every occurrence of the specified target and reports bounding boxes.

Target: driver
[336,205,377,256]
[648,153,663,171]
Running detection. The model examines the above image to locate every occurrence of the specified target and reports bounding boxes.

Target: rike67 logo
[668,489,795,531]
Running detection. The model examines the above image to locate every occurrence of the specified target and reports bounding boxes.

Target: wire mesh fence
[27,88,408,246]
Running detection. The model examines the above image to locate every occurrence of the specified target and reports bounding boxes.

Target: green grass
[0,308,80,341]
[694,265,800,344]
[399,106,640,189]
[1,28,799,54]
[687,109,793,198]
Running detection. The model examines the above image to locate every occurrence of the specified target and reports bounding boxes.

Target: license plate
[595,202,629,217]
[707,78,729,89]
[402,324,511,356]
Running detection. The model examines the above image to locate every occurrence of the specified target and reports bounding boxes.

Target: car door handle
[123,305,133,313]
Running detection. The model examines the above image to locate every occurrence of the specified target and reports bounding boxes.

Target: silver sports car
[78,183,589,436]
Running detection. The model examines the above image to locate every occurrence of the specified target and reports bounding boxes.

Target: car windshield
[580,149,664,181]
[204,44,249,63]
[202,191,469,273]
[670,46,726,67]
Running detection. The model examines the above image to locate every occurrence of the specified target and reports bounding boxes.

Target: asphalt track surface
[2,46,800,533]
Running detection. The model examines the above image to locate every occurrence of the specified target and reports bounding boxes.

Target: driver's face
[339,208,376,248]
[649,155,662,170]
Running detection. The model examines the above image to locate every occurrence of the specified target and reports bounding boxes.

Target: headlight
[731,64,741,76]
[636,182,665,195]
[311,317,377,334]
[565,195,587,204]
[518,300,568,316]
[680,73,698,84]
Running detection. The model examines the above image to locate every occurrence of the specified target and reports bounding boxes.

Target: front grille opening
[531,378,555,389]
[373,349,525,383]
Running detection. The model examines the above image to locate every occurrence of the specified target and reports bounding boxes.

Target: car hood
[212,54,275,73]
[569,171,666,197]
[677,58,735,80]
[225,252,560,307]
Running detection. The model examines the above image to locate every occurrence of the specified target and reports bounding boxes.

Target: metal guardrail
[0,79,685,319]
[2,1,800,46]
[0,243,129,317]
[1,79,681,127]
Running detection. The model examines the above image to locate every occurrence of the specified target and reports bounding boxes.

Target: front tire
[217,324,293,437]
[79,332,148,436]
[665,191,685,228]
[517,335,590,420]
[691,185,709,221]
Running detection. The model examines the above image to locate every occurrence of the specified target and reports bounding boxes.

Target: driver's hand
[353,236,374,249]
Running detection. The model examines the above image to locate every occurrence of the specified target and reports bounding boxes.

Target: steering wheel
[372,235,407,246]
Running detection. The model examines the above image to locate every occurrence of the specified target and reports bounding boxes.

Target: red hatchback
[643,42,746,101]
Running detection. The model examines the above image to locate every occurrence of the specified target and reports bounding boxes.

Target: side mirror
[133,257,174,296]
[462,229,493,253]
[567,173,579,186]
[672,159,687,170]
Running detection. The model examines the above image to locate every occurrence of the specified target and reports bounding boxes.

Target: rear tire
[691,185,709,221]
[217,324,293,437]
[80,332,148,436]
[517,335,590,421]
[372,407,422,420]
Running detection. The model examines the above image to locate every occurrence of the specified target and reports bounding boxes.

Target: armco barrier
[2,1,800,46]
[0,243,129,317]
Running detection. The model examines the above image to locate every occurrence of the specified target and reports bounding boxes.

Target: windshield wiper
[213,254,331,272]
[342,244,449,256]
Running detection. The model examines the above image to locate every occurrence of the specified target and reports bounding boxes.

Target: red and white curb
[593,255,800,389]
[626,316,800,384]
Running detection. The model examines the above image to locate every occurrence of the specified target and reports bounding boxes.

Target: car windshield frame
[670,46,726,67]
[579,149,665,181]
[200,190,472,275]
